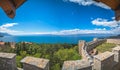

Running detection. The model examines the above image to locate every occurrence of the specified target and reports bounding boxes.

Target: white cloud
[3,27,120,35]
[94,28,106,30]
[0,23,20,34]
[112,17,115,20]
[92,18,120,28]
[56,28,112,35]
[91,17,120,34]
[1,20,120,35]
[0,23,18,28]
[18,28,113,35]
[66,0,110,9]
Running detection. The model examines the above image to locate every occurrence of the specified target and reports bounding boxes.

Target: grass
[96,43,116,53]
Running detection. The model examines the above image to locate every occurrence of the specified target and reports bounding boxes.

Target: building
[0,0,26,18]
[95,0,120,21]
[0,41,5,46]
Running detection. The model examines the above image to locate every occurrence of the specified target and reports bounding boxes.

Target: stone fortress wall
[0,52,49,70]
[62,38,120,70]
[0,38,120,70]
[106,39,120,44]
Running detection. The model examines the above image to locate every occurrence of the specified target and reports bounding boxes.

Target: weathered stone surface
[0,52,17,70]
[62,59,92,70]
[86,39,106,52]
[21,56,49,70]
[112,46,120,70]
[93,51,114,70]
[112,46,120,62]
[93,38,98,41]
[78,40,86,55]
[107,39,120,44]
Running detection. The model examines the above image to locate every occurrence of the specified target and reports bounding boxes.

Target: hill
[0,32,11,37]
[107,34,120,39]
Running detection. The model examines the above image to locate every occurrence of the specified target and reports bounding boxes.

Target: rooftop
[0,52,16,59]
[95,0,120,10]
[0,41,5,45]
[21,56,49,69]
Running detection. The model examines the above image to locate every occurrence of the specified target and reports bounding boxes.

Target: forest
[0,42,81,70]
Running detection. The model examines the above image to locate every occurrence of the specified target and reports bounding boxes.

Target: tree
[20,51,27,57]
[16,56,23,68]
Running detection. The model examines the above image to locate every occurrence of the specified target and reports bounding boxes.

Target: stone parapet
[107,39,120,44]
[93,51,114,70]
[112,46,120,70]
[62,59,92,70]
[63,38,120,70]
[78,40,86,55]
[21,56,49,70]
[0,52,17,70]
[86,39,106,52]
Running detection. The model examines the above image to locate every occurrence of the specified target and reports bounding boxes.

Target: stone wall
[21,56,49,70]
[86,38,106,52]
[0,53,49,70]
[78,40,93,64]
[63,38,120,70]
[78,40,86,55]
[93,51,114,70]
[0,52,17,70]
[62,59,92,70]
[78,38,106,63]
[112,46,120,70]
[107,39,120,44]
[63,46,120,70]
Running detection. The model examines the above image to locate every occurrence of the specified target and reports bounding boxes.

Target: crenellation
[62,59,92,70]
[63,38,120,70]
[0,52,17,70]
[93,51,114,70]
[86,39,106,52]
[112,46,120,70]
[78,40,86,55]
[21,56,49,70]
[93,38,98,41]
[112,46,120,62]
[107,39,120,44]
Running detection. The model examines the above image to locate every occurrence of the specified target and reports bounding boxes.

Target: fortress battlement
[62,38,120,70]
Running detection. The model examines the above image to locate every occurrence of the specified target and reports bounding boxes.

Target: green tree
[16,56,23,68]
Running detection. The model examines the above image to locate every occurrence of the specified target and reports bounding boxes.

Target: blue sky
[0,0,120,35]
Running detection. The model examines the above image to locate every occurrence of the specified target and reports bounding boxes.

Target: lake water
[0,35,107,44]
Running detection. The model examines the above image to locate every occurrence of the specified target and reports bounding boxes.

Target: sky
[0,0,120,35]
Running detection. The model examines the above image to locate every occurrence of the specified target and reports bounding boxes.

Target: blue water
[0,35,107,44]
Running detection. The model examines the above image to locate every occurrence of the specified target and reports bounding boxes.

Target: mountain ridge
[0,32,11,37]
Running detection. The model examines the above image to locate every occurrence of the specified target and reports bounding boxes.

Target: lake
[0,35,108,44]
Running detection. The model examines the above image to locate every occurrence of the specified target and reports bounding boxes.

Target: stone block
[0,52,17,70]
[112,46,120,62]
[62,59,92,70]
[21,56,49,70]
[93,51,114,70]
[78,40,86,55]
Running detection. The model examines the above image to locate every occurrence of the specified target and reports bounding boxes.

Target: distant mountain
[29,33,115,37]
[0,32,11,37]
[107,34,120,39]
